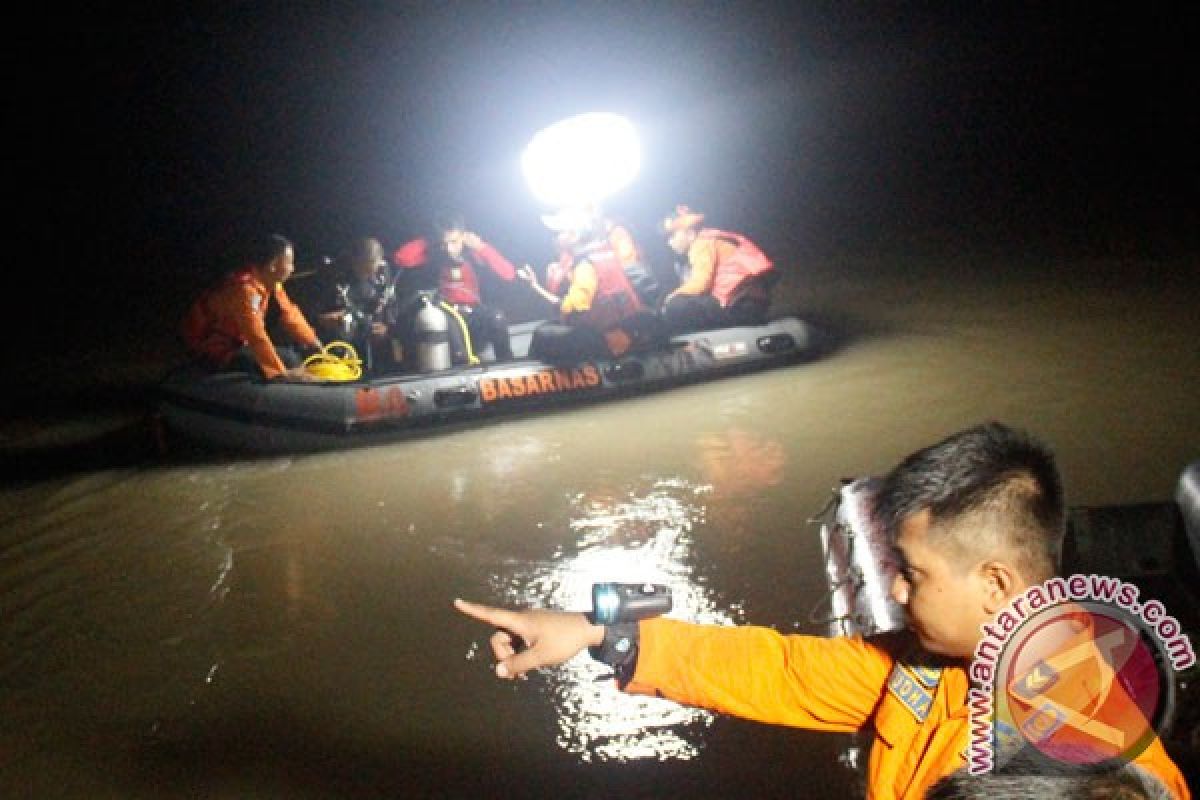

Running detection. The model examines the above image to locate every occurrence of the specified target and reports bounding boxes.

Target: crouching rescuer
[660,205,778,336]
[181,233,322,381]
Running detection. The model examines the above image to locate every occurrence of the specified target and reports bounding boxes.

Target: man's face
[442,230,465,262]
[667,227,693,255]
[890,509,995,659]
[352,245,383,280]
[267,246,295,283]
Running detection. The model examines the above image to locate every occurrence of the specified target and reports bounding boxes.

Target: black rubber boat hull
[158,316,820,454]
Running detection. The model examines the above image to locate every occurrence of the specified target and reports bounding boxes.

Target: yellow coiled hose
[303,341,363,381]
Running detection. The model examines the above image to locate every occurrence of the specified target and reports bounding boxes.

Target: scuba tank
[414,294,451,372]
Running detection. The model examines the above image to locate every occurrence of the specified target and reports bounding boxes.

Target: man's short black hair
[925,757,1161,799]
[873,422,1065,581]
[247,233,293,266]
[343,236,383,269]
[433,211,466,235]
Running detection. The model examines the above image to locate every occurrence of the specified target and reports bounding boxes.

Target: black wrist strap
[588,622,640,687]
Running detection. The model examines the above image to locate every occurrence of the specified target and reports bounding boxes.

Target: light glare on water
[490,479,740,762]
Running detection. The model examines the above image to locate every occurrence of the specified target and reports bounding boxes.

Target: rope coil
[303,341,363,382]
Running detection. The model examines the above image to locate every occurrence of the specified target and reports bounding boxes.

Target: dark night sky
[11,3,1198,346]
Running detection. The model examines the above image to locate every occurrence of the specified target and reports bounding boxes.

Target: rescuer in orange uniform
[455,422,1191,800]
[181,233,321,380]
[660,205,777,335]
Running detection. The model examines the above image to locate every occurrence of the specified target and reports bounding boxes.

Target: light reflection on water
[491,478,741,762]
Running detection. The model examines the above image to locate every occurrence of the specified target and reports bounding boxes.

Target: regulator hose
[439,301,480,365]
[303,341,363,382]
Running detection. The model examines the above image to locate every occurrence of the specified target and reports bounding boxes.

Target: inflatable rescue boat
[158,315,821,454]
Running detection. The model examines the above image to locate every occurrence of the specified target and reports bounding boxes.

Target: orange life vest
[698,228,775,307]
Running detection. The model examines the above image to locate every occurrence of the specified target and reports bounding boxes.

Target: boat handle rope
[303,340,363,382]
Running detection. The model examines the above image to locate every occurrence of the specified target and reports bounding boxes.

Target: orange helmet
[662,205,704,234]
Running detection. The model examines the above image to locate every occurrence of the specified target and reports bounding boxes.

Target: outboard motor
[414,295,451,373]
[812,477,906,639]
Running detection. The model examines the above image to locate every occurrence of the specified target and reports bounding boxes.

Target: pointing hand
[454,598,604,680]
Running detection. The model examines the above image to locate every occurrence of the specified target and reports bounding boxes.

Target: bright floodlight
[521,112,640,207]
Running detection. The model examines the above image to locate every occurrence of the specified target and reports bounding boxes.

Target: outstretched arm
[454,598,604,679]
[517,264,562,306]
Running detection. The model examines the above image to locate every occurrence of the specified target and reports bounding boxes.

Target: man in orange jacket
[181,233,321,381]
[660,205,777,335]
[455,422,1191,800]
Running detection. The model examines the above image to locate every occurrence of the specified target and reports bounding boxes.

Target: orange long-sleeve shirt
[182,269,319,379]
[626,618,1190,800]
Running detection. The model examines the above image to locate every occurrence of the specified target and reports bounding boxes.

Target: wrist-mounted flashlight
[588,582,672,625]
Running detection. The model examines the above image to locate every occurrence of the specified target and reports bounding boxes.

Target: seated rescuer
[454,422,1191,800]
[576,202,660,308]
[518,207,659,364]
[604,213,661,309]
[660,205,777,336]
[315,237,397,373]
[181,233,321,381]
[392,214,516,364]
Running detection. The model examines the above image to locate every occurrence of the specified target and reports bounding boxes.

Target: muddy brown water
[2,254,1198,798]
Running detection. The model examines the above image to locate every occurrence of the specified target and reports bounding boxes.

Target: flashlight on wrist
[589,582,672,625]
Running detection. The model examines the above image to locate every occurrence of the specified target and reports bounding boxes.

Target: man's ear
[979,560,1020,615]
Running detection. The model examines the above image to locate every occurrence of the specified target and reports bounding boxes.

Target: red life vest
[698,228,775,307]
[438,259,483,306]
[393,238,510,307]
[570,240,643,330]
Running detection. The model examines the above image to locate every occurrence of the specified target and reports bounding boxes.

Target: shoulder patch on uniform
[887,664,934,722]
